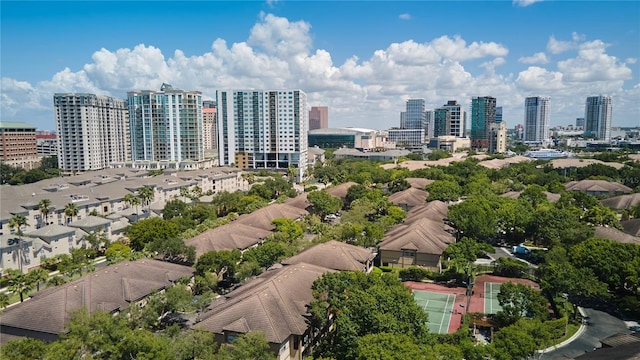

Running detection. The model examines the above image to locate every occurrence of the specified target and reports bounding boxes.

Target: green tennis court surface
[412,290,455,334]
[484,282,503,314]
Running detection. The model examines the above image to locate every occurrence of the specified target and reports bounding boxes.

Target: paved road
[539,308,630,359]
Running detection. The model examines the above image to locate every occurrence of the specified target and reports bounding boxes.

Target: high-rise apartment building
[524,96,550,142]
[584,96,612,140]
[441,100,466,137]
[54,93,129,172]
[309,106,328,130]
[216,90,308,182]
[128,84,204,162]
[576,117,585,128]
[202,100,217,156]
[470,96,497,149]
[0,121,40,170]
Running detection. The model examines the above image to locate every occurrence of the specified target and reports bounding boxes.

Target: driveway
[539,308,630,359]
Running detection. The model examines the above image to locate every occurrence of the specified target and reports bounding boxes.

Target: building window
[402,251,415,257]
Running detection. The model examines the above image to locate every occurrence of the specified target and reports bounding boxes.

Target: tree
[105,242,133,264]
[9,214,28,272]
[47,275,67,287]
[444,237,494,273]
[489,320,538,360]
[448,197,498,240]
[495,282,548,326]
[345,184,369,208]
[84,230,110,255]
[64,203,79,225]
[308,190,342,220]
[125,218,180,251]
[355,333,428,360]
[242,240,296,269]
[217,332,276,360]
[195,250,242,279]
[272,218,303,242]
[0,338,48,360]
[0,292,10,308]
[388,178,410,193]
[5,269,33,302]
[138,185,155,211]
[27,267,49,292]
[425,180,462,202]
[124,193,142,222]
[163,199,189,220]
[311,272,430,360]
[38,198,52,227]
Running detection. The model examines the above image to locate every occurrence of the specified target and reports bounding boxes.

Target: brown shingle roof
[325,182,358,199]
[235,203,309,231]
[194,263,334,344]
[500,191,561,203]
[621,219,640,237]
[380,218,454,255]
[281,240,375,271]
[565,180,633,194]
[601,193,640,210]
[0,259,193,336]
[389,187,429,207]
[594,226,640,245]
[284,193,310,210]
[184,222,273,256]
[405,178,435,189]
[548,158,626,170]
[405,200,449,223]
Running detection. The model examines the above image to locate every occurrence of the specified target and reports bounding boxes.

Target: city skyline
[2,1,639,131]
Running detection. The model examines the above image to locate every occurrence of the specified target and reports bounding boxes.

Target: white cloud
[399,13,411,20]
[248,12,312,57]
[557,40,632,82]
[1,16,638,130]
[626,58,638,64]
[513,0,543,7]
[518,52,549,64]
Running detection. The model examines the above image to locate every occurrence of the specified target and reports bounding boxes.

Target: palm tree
[5,269,32,302]
[38,199,52,227]
[27,268,49,292]
[124,193,141,222]
[0,292,9,309]
[64,203,79,225]
[9,214,28,273]
[46,275,67,287]
[138,186,155,213]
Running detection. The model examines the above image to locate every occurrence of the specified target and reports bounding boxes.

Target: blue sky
[2,0,639,131]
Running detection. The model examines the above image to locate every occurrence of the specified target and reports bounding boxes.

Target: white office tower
[584,96,612,141]
[524,96,550,142]
[128,84,204,162]
[54,93,129,172]
[216,90,308,182]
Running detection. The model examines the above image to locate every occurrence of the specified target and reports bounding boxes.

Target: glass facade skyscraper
[470,96,496,149]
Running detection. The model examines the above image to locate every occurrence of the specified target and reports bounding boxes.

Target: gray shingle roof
[195,262,334,344]
[0,259,193,336]
[380,218,454,254]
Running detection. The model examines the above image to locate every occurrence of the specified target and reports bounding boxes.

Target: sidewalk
[536,307,587,355]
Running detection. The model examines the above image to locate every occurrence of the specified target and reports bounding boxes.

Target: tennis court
[484,282,503,314]
[412,290,456,334]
